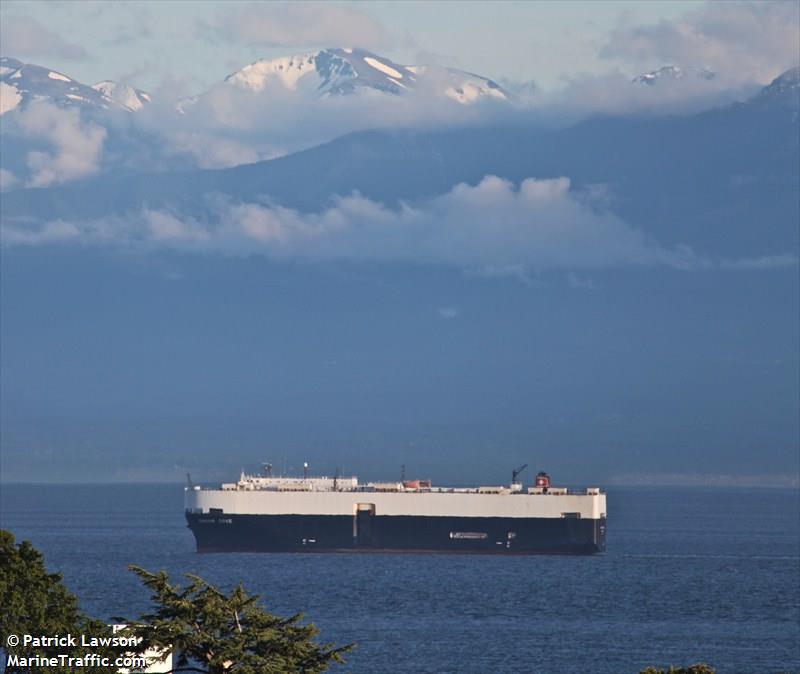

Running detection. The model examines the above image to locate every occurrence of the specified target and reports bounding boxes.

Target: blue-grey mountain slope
[3,68,797,257]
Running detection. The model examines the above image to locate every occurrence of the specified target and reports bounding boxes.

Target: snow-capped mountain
[1,56,109,115]
[0,56,152,116]
[633,65,716,85]
[91,80,152,112]
[757,66,799,98]
[747,66,799,121]
[195,47,507,106]
[403,64,507,104]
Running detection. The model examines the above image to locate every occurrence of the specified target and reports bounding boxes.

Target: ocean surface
[1,484,798,674]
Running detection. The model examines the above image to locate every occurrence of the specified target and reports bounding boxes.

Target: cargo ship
[185,464,606,555]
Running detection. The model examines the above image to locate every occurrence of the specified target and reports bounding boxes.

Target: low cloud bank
[149,76,513,169]
[15,101,107,187]
[2,176,794,273]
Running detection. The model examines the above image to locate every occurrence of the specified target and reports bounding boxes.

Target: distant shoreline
[604,473,800,489]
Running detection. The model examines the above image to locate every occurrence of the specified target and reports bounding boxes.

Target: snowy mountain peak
[91,80,152,112]
[0,56,24,76]
[218,48,506,103]
[225,52,319,92]
[0,57,153,117]
[751,66,800,113]
[761,66,800,95]
[633,65,716,85]
[405,63,506,103]
[0,56,115,115]
[224,48,417,96]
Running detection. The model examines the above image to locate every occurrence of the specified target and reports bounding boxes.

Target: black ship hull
[186,512,606,555]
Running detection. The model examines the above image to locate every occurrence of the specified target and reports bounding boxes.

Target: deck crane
[512,464,528,485]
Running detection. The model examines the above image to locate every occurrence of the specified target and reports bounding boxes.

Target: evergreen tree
[121,566,353,673]
[0,529,119,673]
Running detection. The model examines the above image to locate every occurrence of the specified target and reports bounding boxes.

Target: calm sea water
[1,484,798,674]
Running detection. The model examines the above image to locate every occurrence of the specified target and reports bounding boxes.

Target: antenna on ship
[263,462,273,477]
[334,465,340,491]
[303,462,309,480]
[401,464,406,482]
[186,473,193,488]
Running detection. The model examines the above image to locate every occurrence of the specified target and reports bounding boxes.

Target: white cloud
[713,254,799,271]
[0,168,18,191]
[211,175,664,267]
[200,2,390,50]
[121,67,520,174]
[0,15,91,61]
[601,1,800,86]
[567,272,597,290]
[166,74,501,162]
[17,102,107,187]
[539,69,760,121]
[144,209,210,242]
[464,264,542,286]
[0,219,80,245]
[166,132,265,169]
[438,307,459,320]
[5,175,792,273]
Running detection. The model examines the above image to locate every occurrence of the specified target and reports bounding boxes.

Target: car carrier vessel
[185,464,606,555]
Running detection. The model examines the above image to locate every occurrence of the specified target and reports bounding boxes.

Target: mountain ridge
[180,47,509,110]
[7,50,786,119]
[2,67,797,258]
[0,56,117,114]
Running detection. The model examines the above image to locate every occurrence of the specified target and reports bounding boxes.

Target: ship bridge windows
[561,512,582,519]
